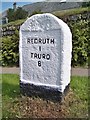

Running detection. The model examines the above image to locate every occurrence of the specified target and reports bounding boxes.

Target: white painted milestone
[19,13,72,93]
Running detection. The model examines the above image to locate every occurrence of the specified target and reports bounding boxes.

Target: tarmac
[0,67,90,76]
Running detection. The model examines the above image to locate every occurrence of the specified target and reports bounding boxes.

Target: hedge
[0,30,19,66]
[0,19,90,67]
[69,19,89,67]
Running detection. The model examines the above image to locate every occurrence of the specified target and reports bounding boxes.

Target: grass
[70,76,88,117]
[2,74,20,118]
[1,74,89,118]
[53,7,90,18]
[0,74,2,119]
[1,19,26,27]
[1,7,90,28]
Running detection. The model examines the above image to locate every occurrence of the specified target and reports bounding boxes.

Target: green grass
[2,74,20,98]
[70,76,88,117]
[2,74,20,118]
[71,76,88,100]
[1,19,26,27]
[1,7,90,28]
[53,7,90,18]
[1,74,89,118]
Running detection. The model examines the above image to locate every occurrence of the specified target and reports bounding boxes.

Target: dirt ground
[7,88,88,118]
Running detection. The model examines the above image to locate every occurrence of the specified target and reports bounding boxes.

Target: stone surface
[19,13,72,95]
[20,82,70,102]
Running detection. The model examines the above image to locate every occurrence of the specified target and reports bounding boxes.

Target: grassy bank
[1,19,26,27]
[1,74,89,118]
[1,7,90,28]
[53,7,90,17]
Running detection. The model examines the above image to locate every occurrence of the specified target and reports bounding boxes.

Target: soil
[10,89,75,118]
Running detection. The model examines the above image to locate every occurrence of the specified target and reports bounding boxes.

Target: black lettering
[46,54,50,60]
[43,39,46,44]
[27,37,54,44]
[50,38,54,44]
[34,53,37,58]
[31,38,33,44]
[39,46,41,51]
[39,38,42,43]
[31,53,33,58]
[47,38,49,44]
[42,54,45,59]
[38,61,41,67]
[34,38,38,44]
[27,38,30,43]
[38,54,41,59]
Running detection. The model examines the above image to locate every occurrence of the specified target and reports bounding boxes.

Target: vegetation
[53,6,90,67]
[82,1,90,7]
[0,30,19,66]
[1,20,89,67]
[2,7,90,27]
[70,20,89,67]
[1,19,26,27]
[1,74,88,118]
[1,9,42,27]
[29,9,43,17]
[2,74,20,118]
[7,7,28,22]
[7,9,14,22]
[1,7,90,67]
[53,7,90,18]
